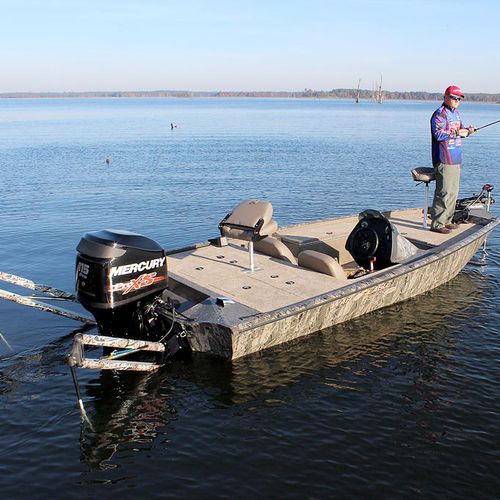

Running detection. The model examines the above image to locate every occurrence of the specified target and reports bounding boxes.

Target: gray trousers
[431,163,461,229]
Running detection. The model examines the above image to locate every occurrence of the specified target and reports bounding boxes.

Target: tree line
[1,89,499,102]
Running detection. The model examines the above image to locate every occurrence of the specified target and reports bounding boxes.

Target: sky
[1,0,499,94]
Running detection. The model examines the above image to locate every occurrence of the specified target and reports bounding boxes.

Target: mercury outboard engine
[345,209,418,271]
[76,229,169,339]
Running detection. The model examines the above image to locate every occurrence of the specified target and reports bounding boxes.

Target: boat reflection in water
[79,269,488,469]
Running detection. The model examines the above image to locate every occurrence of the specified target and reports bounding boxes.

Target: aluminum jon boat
[67,184,498,371]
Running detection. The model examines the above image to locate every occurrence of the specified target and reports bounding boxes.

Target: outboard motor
[76,229,169,339]
[345,209,418,271]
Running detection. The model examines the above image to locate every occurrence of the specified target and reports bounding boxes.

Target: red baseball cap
[445,85,464,98]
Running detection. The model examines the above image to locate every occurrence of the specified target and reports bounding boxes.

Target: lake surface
[0,98,499,498]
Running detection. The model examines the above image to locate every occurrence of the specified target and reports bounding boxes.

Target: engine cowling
[76,229,168,338]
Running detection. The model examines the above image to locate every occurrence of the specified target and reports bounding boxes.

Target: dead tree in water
[355,79,361,103]
[374,74,384,103]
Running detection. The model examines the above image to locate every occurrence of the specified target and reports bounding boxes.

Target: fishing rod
[475,119,500,131]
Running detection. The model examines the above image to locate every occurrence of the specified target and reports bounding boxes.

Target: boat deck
[167,208,482,315]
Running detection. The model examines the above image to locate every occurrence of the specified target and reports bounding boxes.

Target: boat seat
[411,167,435,230]
[298,250,347,280]
[254,236,297,265]
[219,199,278,271]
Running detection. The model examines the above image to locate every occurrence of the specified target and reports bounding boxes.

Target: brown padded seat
[298,250,347,279]
[219,199,278,241]
[411,167,435,183]
[254,236,297,265]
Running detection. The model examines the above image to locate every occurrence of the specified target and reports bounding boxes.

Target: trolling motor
[452,184,495,223]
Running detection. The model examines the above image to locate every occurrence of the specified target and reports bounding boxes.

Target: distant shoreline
[1,89,499,102]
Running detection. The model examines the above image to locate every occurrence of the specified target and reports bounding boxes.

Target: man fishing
[430,85,476,234]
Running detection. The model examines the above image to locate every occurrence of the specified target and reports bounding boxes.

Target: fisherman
[430,85,475,234]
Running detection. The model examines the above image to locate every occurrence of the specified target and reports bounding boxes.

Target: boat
[67,183,498,371]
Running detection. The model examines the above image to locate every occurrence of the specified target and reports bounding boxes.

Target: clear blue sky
[1,0,499,93]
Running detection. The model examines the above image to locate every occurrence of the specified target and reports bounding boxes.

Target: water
[0,98,499,498]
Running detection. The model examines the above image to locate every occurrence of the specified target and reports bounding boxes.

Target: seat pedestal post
[243,242,262,273]
[248,241,255,272]
[411,168,435,230]
[423,182,430,229]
